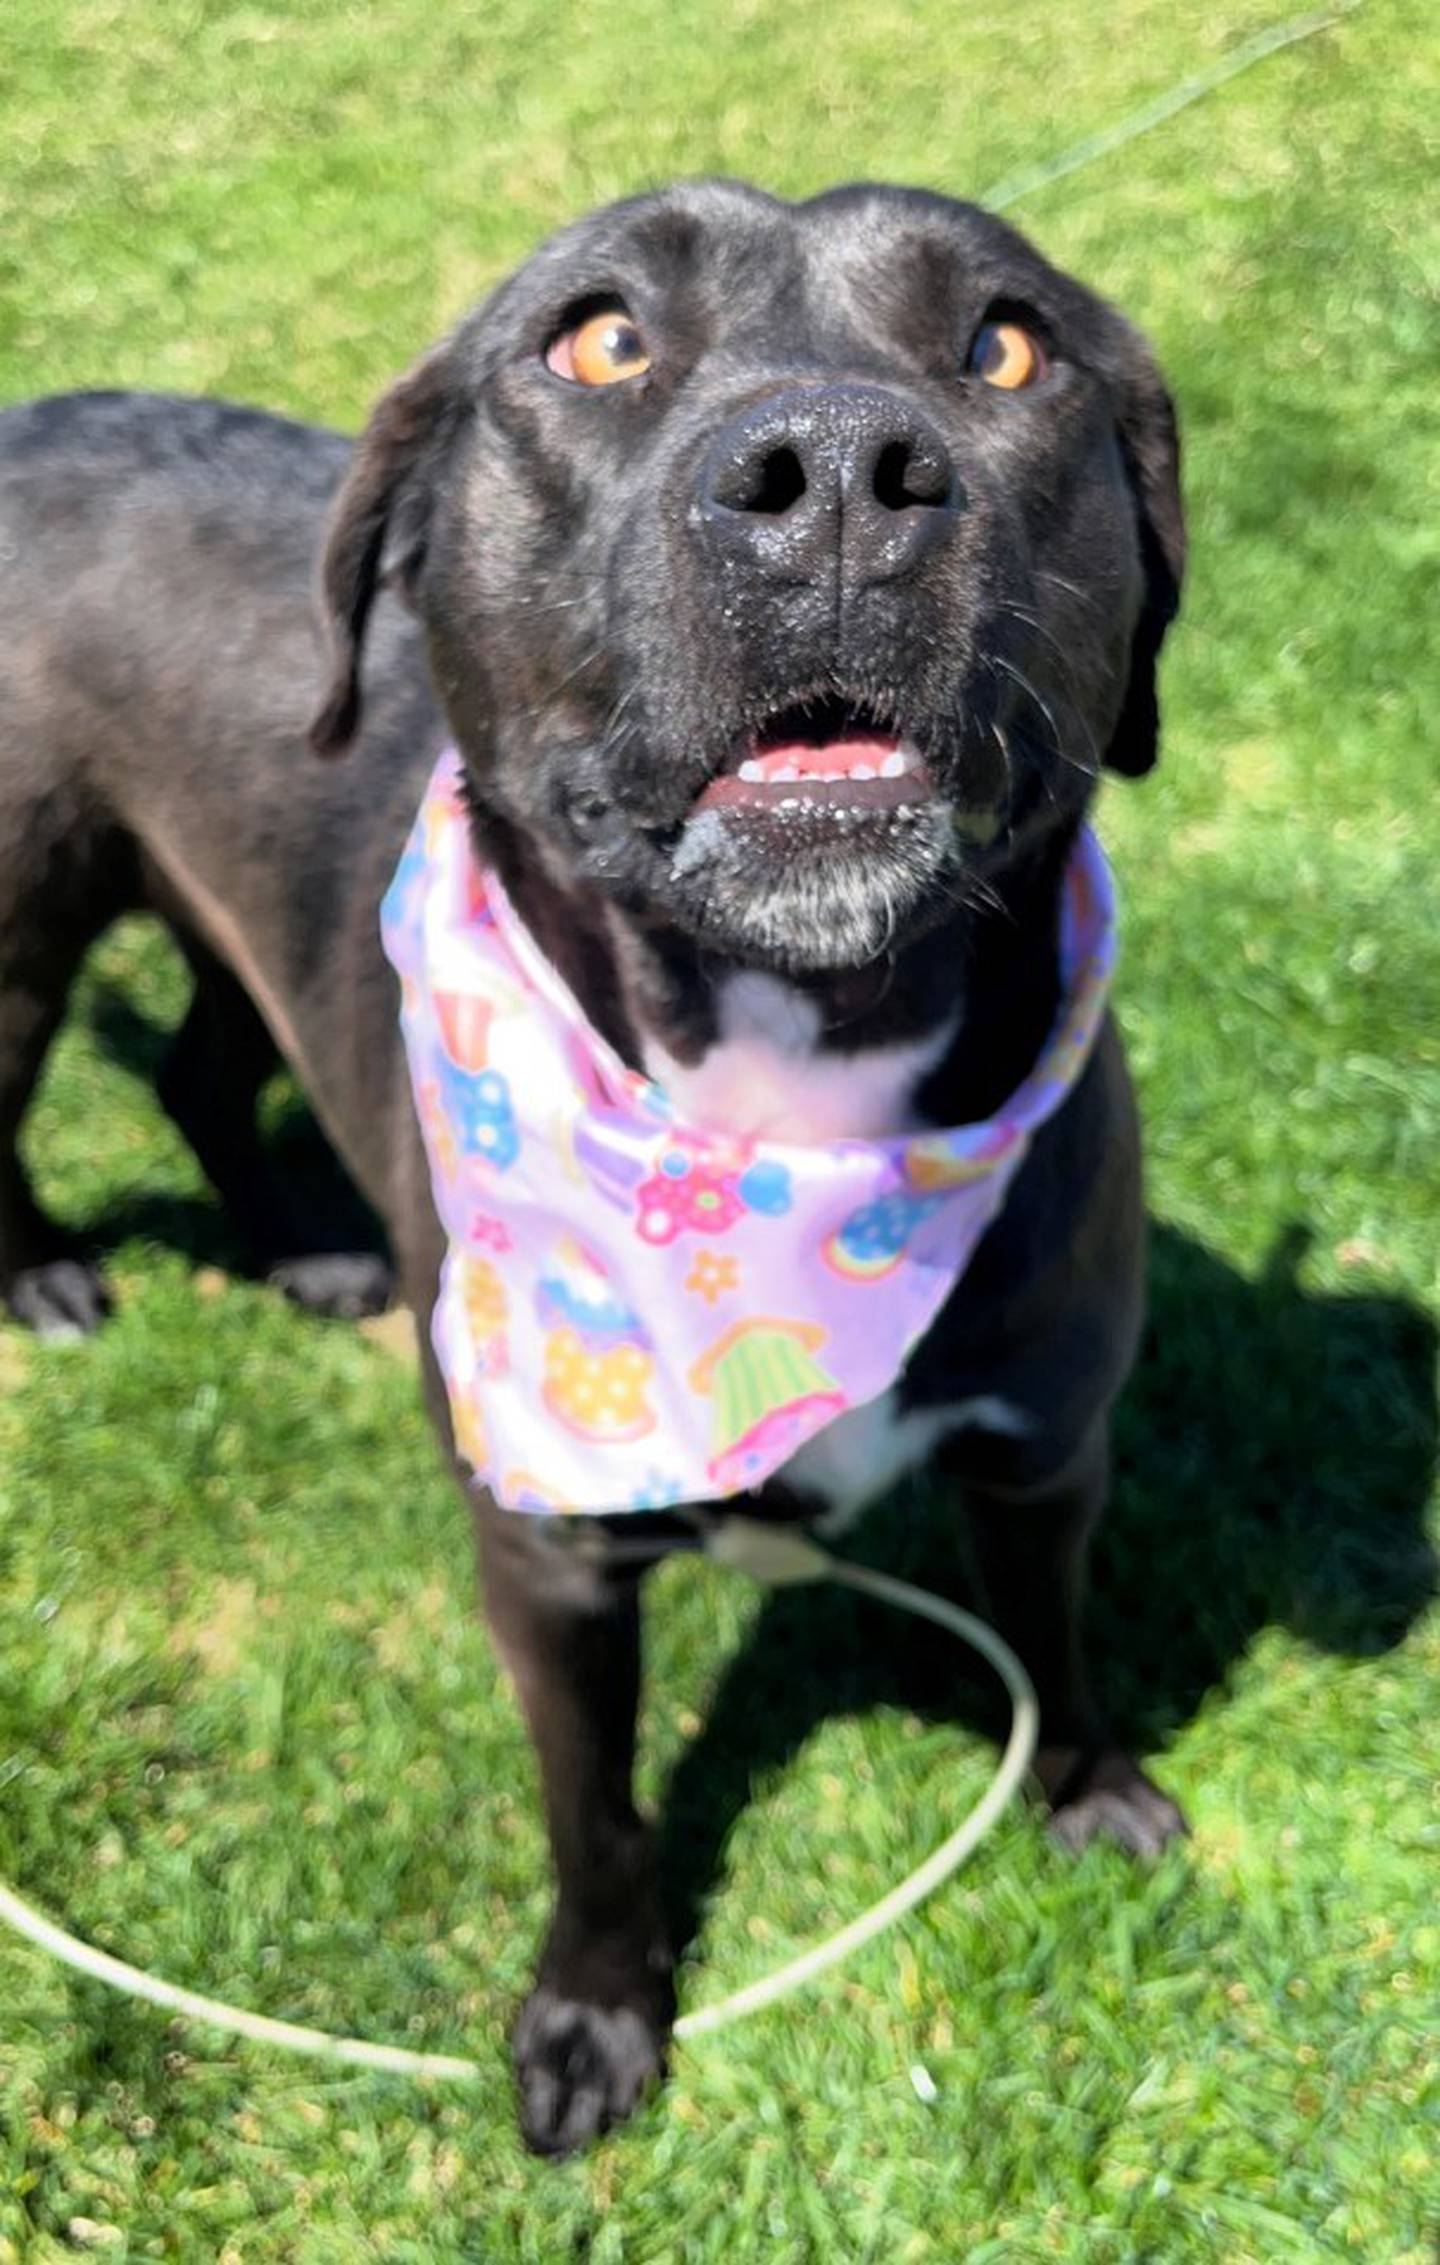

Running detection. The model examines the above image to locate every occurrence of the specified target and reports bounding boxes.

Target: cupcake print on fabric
[689,1319,846,1492]
[537,1238,657,1444]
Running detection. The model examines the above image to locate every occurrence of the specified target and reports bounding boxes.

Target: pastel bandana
[381,751,1116,1515]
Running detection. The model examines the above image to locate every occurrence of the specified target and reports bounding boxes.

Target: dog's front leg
[474,1500,673,2154]
[957,1422,1187,1858]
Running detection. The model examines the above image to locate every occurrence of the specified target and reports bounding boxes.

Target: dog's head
[312,180,1182,974]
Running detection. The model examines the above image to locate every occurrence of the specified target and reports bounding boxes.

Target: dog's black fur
[0,181,1185,2153]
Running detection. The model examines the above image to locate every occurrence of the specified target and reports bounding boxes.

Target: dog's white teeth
[879,752,907,779]
[737,759,766,783]
[850,764,876,782]
[769,763,800,783]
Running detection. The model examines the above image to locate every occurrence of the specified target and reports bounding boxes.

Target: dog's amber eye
[967,321,1046,391]
[546,306,651,387]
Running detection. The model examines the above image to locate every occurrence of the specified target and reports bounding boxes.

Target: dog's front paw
[513,1985,668,2156]
[267,1251,394,1319]
[5,1257,111,1340]
[1037,1744,1188,1858]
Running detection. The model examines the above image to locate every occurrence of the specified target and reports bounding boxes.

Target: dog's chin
[658,797,956,972]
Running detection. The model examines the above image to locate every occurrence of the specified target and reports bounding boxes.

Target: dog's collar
[381,751,1116,1514]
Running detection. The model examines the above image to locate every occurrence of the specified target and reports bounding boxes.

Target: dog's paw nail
[512,1987,666,2156]
[6,1258,111,1339]
[267,1253,394,1319]
[1042,1748,1188,1859]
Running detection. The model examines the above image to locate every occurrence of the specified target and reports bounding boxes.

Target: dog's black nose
[696,383,959,594]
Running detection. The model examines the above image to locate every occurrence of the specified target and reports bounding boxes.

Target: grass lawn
[1,0,1437,2256]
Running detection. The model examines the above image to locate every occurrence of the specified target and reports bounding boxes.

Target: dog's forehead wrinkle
[802,188,1068,315]
[637,197,800,309]
[488,184,1055,373]
[464,181,1121,406]
[490,183,801,347]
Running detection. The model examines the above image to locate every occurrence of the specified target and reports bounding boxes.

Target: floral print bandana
[381,751,1117,1515]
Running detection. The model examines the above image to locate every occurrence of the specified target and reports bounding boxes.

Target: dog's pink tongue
[748,734,899,779]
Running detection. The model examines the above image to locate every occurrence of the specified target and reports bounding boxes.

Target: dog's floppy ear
[309,341,461,758]
[1105,340,1185,778]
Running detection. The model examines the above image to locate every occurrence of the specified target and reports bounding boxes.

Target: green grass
[1,0,1437,2255]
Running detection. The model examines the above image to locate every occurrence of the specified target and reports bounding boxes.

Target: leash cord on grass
[0,1522,1038,2076]
[980,2,1361,214]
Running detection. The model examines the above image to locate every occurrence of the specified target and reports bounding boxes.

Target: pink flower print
[635,1135,747,1245]
[685,1251,740,1305]
[468,1210,514,1254]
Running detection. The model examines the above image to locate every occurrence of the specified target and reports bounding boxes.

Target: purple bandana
[381,752,1116,1514]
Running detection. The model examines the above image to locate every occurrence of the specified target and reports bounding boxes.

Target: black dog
[0,180,1186,2153]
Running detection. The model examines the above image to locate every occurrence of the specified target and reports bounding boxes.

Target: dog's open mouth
[659,693,955,969]
[695,698,936,819]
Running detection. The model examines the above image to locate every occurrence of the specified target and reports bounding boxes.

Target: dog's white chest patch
[642,971,954,1142]
[786,1391,1034,1533]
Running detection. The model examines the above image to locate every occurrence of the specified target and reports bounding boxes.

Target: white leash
[980,3,1361,214]
[0,1518,1037,2075]
[675,1521,1038,2037]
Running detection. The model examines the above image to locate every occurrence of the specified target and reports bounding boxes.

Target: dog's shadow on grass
[78,985,386,1273]
[74,982,1440,1964]
[655,1221,1438,1958]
